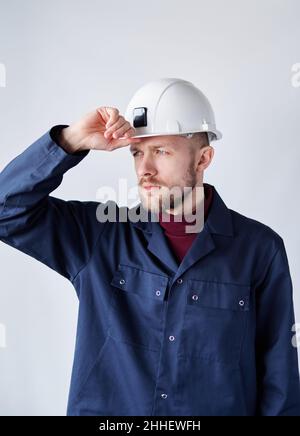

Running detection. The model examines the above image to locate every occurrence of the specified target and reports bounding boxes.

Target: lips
[143,185,161,190]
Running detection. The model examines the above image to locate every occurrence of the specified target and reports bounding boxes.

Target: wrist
[58,126,87,154]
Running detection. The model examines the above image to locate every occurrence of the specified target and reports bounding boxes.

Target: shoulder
[229,208,284,253]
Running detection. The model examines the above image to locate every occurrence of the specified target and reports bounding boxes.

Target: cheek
[158,159,190,183]
[157,158,182,175]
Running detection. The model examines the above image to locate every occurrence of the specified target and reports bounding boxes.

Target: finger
[105,107,120,127]
[105,117,125,137]
[108,137,142,150]
[123,127,137,138]
[96,108,107,126]
[111,122,135,139]
[97,107,119,128]
[97,107,115,123]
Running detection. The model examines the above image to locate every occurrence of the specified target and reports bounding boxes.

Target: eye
[132,151,142,157]
[156,149,169,155]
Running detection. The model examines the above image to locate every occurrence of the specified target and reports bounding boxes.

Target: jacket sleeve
[0,126,106,282]
[255,237,300,415]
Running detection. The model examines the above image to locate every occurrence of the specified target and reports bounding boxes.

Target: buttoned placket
[152,276,185,415]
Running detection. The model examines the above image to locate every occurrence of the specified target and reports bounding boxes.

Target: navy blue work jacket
[0,127,300,416]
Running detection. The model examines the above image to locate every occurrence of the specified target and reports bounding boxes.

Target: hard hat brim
[127,129,222,141]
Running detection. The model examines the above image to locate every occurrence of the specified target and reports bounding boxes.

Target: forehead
[129,135,185,152]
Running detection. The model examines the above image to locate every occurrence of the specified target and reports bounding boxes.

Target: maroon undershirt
[158,183,213,263]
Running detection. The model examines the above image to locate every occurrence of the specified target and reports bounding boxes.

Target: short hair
[183,132,210,149]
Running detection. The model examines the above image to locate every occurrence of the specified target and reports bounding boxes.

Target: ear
[196,146,214,172]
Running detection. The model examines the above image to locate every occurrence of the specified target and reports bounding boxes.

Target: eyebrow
[129,144,170,153]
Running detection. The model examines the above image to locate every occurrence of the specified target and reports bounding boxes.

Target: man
[0,78,300,416]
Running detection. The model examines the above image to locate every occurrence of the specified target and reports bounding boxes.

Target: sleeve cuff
[49,125,90,157]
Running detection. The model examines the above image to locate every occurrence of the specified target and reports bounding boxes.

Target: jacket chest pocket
[109,264,169,351]
[181,279,251,365]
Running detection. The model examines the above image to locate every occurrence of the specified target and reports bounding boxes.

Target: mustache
[139,180,162,187]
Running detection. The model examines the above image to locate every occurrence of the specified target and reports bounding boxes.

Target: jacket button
[161,393,168,399]
[192,294,199,301]
[169,335,175,341]
[155,290,161,296]
[239,300,245,307]
[177,278,183,284]
[119,279,125,285]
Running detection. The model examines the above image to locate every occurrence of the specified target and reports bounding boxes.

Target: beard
[138,162,198,215]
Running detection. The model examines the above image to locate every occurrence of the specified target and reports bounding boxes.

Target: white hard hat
[125,78,222,142]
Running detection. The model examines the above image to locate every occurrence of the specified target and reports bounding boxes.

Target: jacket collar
[130,185,234,278]
[131,185,234,237]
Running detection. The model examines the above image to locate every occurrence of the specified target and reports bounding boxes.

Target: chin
[140,196,162,214]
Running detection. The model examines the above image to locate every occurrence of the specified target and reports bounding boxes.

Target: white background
[0,0,299,415]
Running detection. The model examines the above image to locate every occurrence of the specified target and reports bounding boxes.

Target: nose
[136,155,157,179]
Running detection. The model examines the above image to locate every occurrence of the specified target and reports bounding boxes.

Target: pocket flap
[188,280,251,311]
[110,264,169,301]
